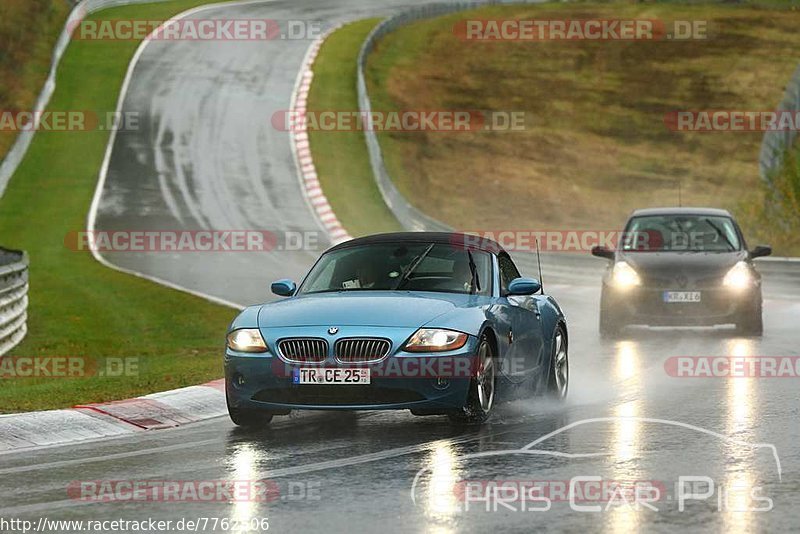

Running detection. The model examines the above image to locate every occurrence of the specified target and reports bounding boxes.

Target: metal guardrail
[357,2,491,233]
[356,1,800,293]
[759,64,800,187]
[0,249,29,357]
[0,0,172,198]
[0,0,173,350]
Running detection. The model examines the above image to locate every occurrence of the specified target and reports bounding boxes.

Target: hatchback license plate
[293,368,370,385]
[663,291,701,303]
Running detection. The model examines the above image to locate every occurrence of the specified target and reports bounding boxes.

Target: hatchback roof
[629,207,732,218]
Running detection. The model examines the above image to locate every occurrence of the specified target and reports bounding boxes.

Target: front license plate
[293,368,370,385]
[663,291,701,303]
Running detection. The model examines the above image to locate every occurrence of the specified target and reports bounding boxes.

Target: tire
[227,392,273,427]
[448,335,496,425]
[546,324,569,400]
[736,300,763,337]
[599,309,621,339]
[599,292,624,339]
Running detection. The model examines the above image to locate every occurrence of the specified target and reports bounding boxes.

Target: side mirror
[271,279,296,297]
[591,245,615,260]
[750,245,772,259]
[507,277,541,296]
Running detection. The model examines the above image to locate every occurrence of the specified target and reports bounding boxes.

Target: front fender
[420,306,491,336]
[227,305,261,332]
[424,305,513,366]
[536,296,567,371]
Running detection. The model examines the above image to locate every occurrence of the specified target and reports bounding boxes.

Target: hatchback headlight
[227,328,268,353]
[611,261,641,288]
[723,261,753,290]
[405,328,468,352]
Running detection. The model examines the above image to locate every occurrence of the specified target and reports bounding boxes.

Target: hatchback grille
[335,338,391,363]
[278,338,328,362]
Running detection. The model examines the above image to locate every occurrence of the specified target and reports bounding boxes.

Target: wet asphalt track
[1,285,799,532]
[3,0,800,532]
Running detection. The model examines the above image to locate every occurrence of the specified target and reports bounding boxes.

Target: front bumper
[602,283,760,326]
[225,336,478,414]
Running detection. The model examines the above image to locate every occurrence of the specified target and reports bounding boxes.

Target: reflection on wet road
[1,284,797,532]
[7,0,794,531]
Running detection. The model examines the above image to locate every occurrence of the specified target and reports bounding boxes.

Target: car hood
[258,291,485,328]
[619,250,747,279]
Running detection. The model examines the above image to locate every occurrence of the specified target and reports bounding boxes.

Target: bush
[740,147,800,254]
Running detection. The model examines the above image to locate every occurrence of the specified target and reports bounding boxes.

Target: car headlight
[611,261,641,288]
[723,261,753,290]
[404,328,468,352]
[226,328,268,353]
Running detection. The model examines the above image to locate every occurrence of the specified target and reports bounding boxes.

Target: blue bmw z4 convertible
[224,232,569,426]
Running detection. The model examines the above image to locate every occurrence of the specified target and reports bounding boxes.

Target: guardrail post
[0,247,29,357]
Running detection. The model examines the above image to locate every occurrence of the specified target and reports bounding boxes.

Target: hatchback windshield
[299,242,492,295]
[622,214,742,252]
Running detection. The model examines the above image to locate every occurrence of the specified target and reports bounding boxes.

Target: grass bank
[0,0,72,159]
[0,0,242,412]
[306,19,402,237]
[364,2,800,254]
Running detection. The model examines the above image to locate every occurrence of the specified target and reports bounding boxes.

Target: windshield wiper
[394,243,435,290]
[703,218,735,251]
[467,250,481,294]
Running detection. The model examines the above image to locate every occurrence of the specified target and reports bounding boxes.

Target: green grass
[306,19,402,237]
[0,0,72,159]
[0,0,245,413]
[363,1,800,254]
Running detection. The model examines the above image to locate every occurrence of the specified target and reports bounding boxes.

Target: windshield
[299,242,492,295]
[622,215,742,252]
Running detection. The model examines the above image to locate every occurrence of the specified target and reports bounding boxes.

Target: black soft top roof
[326,232,506,254]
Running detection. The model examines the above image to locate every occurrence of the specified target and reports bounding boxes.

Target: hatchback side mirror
[507,277,541,296]
[271,279,296,297]
[750,245,772,259]
[591,245,615,260]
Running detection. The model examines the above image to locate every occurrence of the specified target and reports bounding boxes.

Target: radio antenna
[536,238,544,294]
